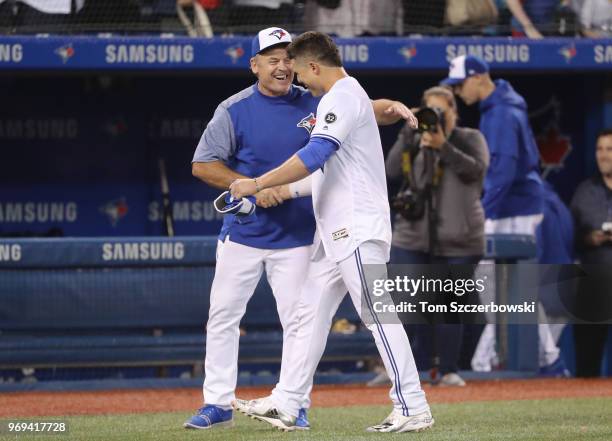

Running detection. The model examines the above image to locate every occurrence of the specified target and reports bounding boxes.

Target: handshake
[213,186,289,217]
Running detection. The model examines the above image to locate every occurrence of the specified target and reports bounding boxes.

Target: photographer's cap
[251,27,292,57]
[441,55,489,86]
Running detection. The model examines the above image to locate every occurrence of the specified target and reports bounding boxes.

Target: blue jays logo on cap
[441,55,489,86]
[269,29,287,40]
[252,27,292,57]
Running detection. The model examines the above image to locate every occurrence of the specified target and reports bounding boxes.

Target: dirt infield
[3,378,612,418]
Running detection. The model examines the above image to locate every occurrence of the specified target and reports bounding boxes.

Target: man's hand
[230,178,258,200]
[255,187,285,208]
[420,124,446,150]
[384,101,418,128]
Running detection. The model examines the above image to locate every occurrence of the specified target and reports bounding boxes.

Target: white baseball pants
[203,238,312,407]
[271,240,429,418]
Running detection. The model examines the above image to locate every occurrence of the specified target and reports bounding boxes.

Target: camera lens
[415,107,440,133]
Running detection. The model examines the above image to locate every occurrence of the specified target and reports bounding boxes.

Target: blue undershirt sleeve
[296,137,339,173]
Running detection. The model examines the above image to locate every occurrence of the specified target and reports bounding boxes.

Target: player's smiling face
[293,57,323,96]
[251,47,294,97]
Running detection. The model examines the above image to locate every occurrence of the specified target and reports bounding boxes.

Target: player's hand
[255,187,285,208]
[230,178,258,199]
[420,124,446,150]
[384,101,418,129]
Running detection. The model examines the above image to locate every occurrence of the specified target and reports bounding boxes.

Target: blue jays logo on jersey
[297,113,317,134]
[269,29,287,40]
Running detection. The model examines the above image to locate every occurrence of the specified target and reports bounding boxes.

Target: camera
[415,107,445,134]
[391,188,426,221]
[391,107,447,222]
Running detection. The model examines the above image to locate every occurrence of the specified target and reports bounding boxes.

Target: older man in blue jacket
[442,55,568,376]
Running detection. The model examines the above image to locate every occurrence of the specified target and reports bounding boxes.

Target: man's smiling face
[251,47,294,97]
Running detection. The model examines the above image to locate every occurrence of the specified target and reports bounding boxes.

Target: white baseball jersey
[309,76,392,263]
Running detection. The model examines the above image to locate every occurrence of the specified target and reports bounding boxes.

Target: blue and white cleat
[183,405,234,429]
[295,408,310,431]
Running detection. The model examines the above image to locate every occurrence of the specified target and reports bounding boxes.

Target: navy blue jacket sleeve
[480,106,520,218]
[482,153,517,219]
[480,107,519,159]
[296,137,339,173]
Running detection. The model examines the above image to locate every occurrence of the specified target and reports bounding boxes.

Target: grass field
[2,397,611,441]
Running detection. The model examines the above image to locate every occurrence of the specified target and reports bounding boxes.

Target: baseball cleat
[295,408,310,430]
[367,370,391,387]
[366,409,434,433]
[183,405,234,429]
[439,372,466,387]
[233,397,272,417]
[233,397,296,432]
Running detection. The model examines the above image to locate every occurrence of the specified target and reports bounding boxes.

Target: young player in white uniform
[230,31,433,433]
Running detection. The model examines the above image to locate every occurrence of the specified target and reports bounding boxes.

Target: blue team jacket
[480,79,544,219]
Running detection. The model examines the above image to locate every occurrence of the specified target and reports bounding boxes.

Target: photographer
[385,86,489,386]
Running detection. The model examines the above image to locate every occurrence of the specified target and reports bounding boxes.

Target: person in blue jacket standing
[442,55,569,376]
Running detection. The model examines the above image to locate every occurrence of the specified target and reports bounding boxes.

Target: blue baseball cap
[251,27,292,57]
[441,55,489,86]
